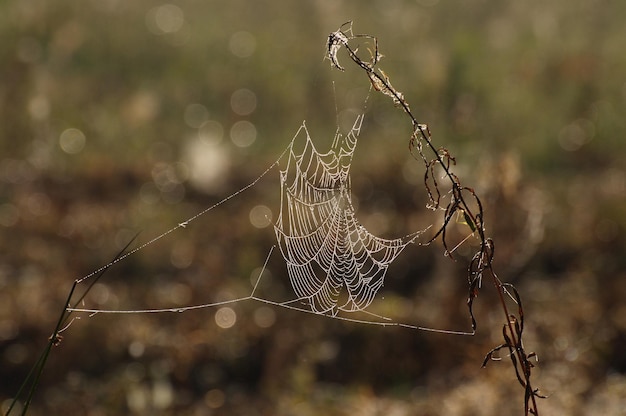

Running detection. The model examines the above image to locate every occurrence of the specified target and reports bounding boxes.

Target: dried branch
[326,22,543,415]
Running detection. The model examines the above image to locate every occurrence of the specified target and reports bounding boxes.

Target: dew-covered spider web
[68,107,472,334]
[275,114,424,316]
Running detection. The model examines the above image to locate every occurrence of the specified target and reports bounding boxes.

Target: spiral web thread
[275,114,425,316]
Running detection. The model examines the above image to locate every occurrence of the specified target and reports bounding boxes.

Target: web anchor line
[75,138,293,285]
[68,248,473,336]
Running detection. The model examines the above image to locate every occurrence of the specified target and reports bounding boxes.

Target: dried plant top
[326,21,544,415]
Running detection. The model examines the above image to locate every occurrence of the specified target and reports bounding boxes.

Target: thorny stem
[327,22,542,415]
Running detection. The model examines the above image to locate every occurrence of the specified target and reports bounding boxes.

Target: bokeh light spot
[229,31,256,58]
[183,138,230,193]
[198,120,224,145]
[154,4,184,34]
[230,88,257,116]
[249,204,272,228]
[128,341,145,358]
[184,103,210,128]
[59,128,86,154]
[230,120,256,148]
[253,306,276,328]
[204,389,225,409]
[28,96,50,121]
[558,119,594,152]
[215,307,237,329]
[170,241,195,269]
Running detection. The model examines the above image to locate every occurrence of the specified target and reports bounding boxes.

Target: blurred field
[1,0,625,415]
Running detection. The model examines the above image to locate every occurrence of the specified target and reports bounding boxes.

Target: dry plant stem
[6,236,138,416]
[4,282,77,416]
[327,22,541,415]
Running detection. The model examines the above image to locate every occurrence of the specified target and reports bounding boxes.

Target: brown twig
[326,21,543,415]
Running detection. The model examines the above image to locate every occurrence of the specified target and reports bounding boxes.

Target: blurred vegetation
[1,0,625,415]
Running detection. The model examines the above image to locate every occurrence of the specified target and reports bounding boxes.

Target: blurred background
[1,0,625,414]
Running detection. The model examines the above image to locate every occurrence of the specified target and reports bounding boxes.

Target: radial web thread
[274,114,424,315]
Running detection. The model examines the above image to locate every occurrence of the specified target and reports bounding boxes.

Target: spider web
[68,110,466,333]
[275,115,424,316]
